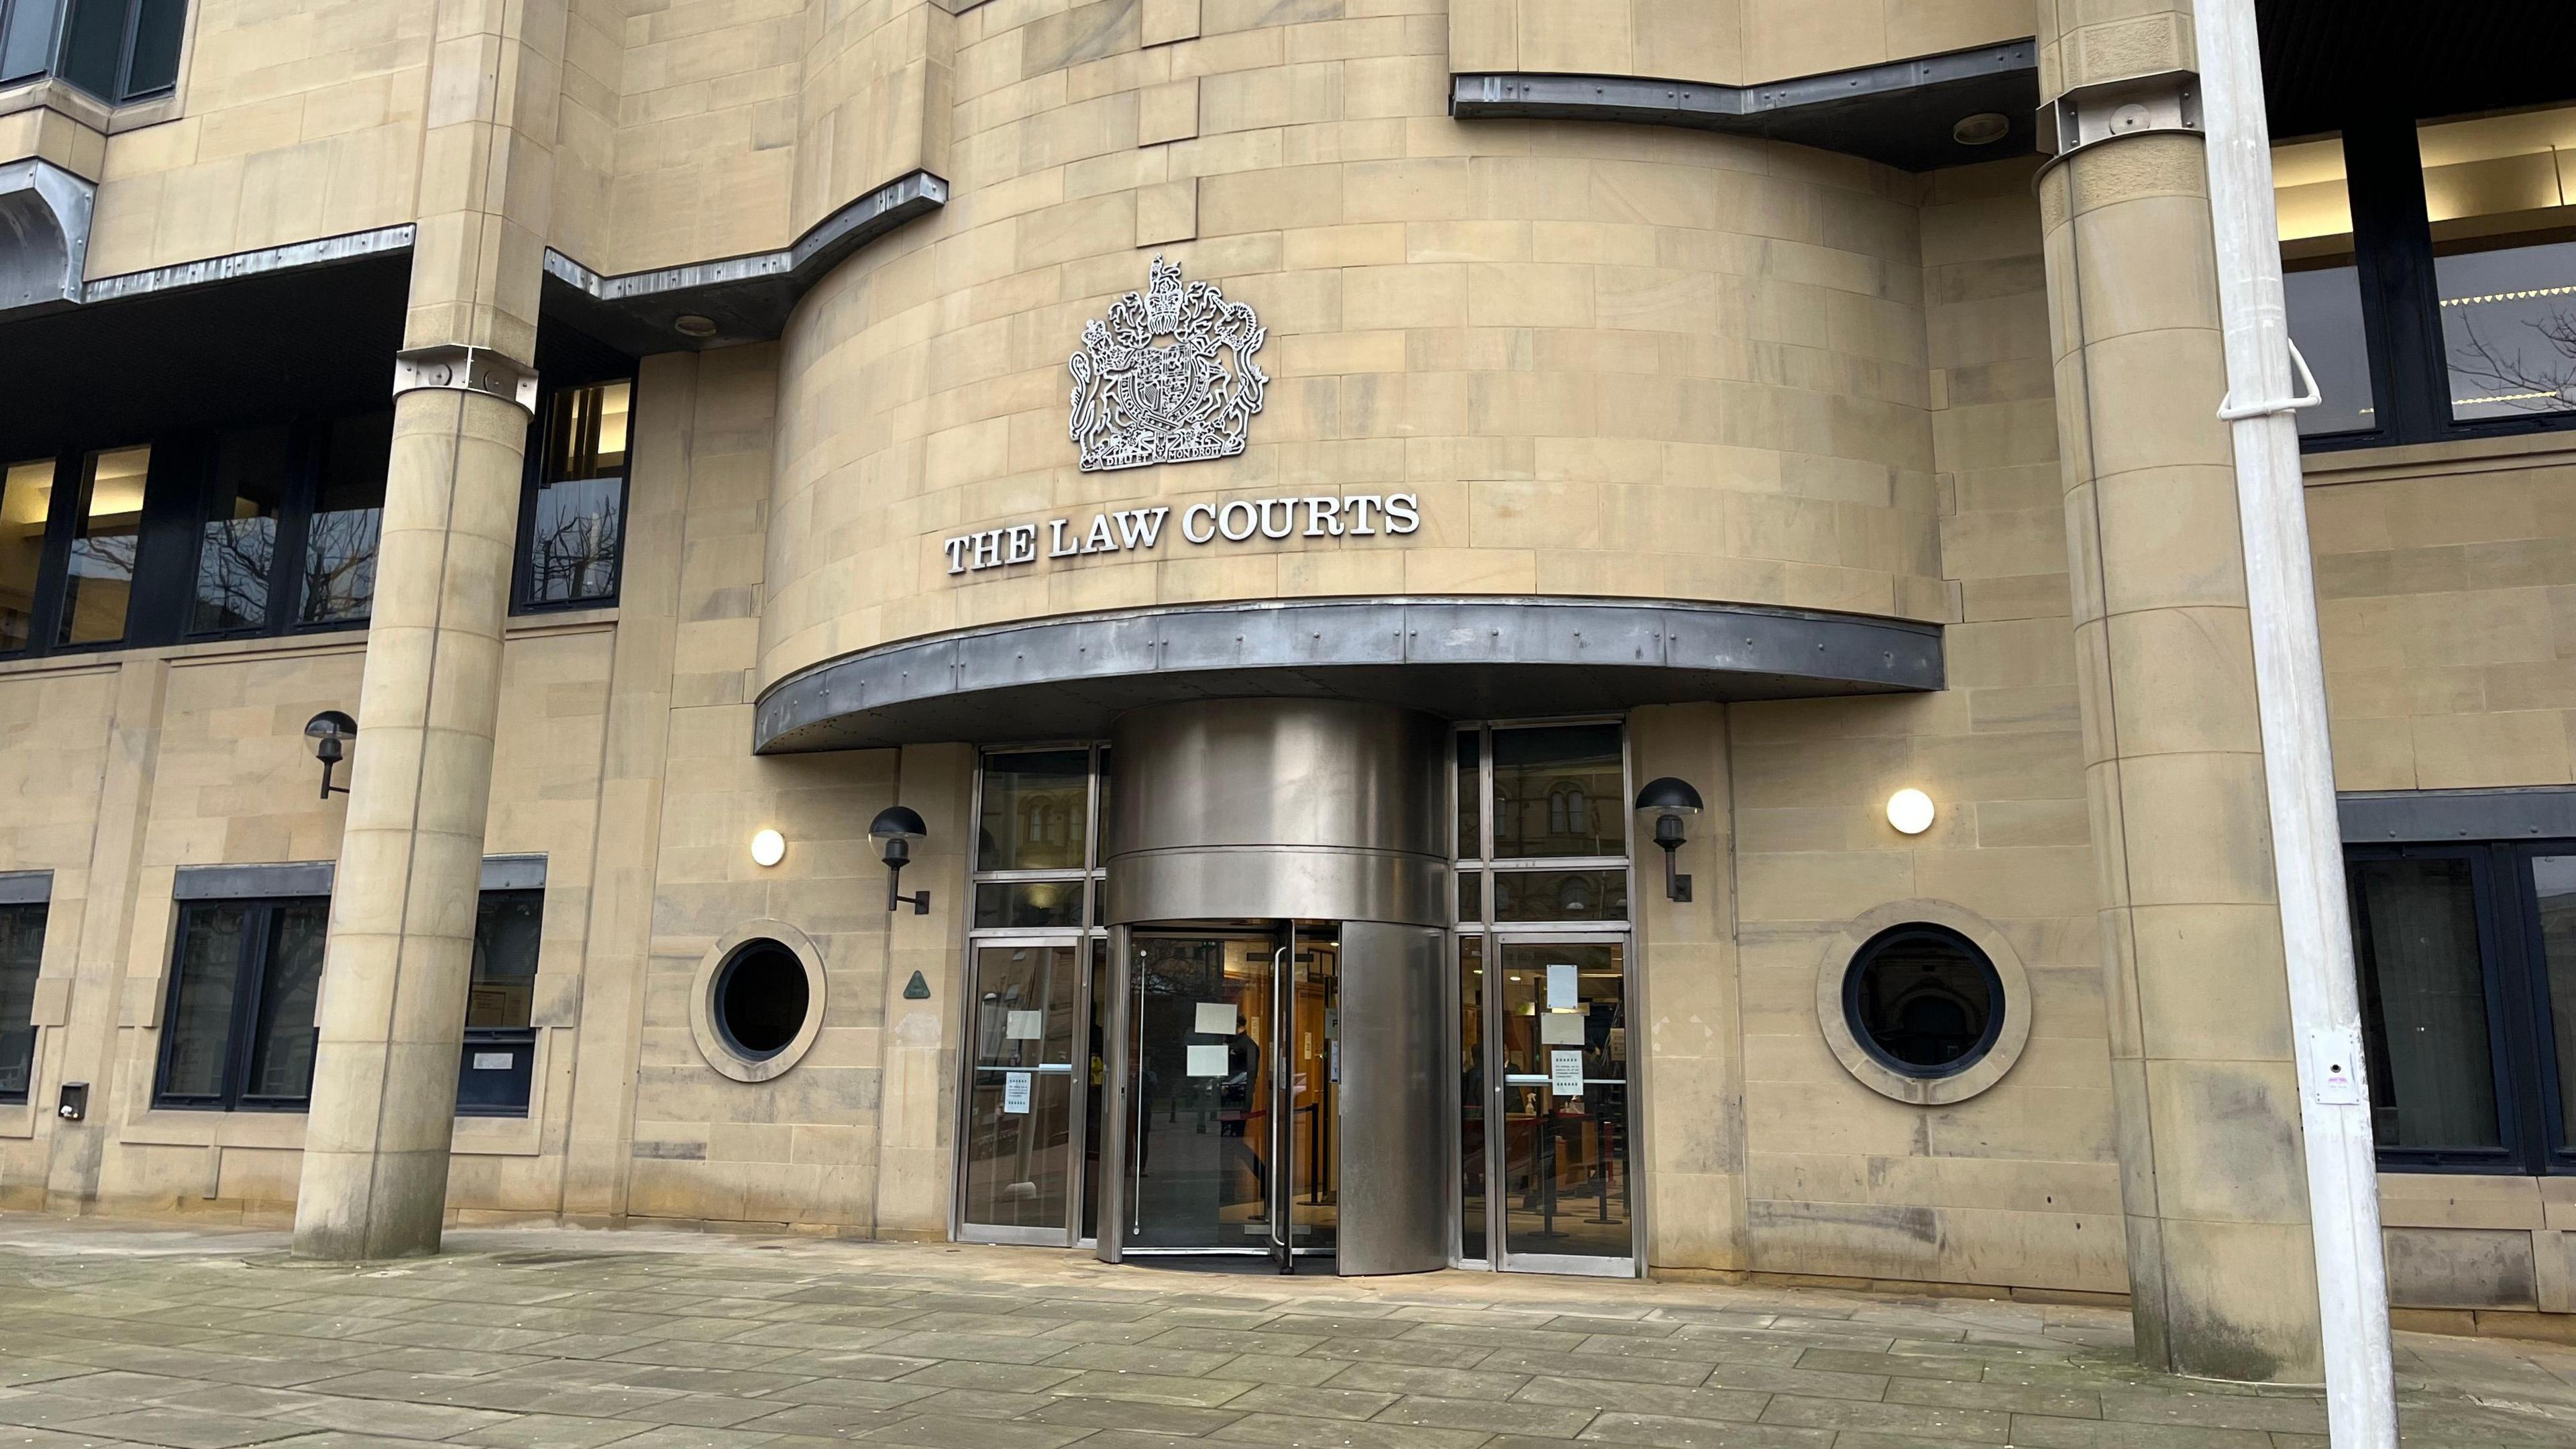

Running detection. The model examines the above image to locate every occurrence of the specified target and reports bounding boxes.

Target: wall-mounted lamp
[1633,777,1704,903]
[868,806,932,915]
[750,828,786,868]
[1886,788,1936,836]
[304,710,356,799]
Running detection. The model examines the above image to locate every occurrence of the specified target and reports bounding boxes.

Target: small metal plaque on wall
[1068,255,1268,472]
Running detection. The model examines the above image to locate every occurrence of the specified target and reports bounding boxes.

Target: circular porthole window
[690,921,827,1082]
[714,940,809,1059]
[1843,925,2002,1077]
[1817,903,2031,1106]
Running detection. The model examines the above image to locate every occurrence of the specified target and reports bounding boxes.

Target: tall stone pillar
[291,0,559,1260]
[2036,5,2326,1381]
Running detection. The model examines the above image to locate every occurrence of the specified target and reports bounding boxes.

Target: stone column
[290,0,559,1260]
[2035,5,2325,1381]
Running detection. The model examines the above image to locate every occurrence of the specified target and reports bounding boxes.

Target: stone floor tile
[1754,1394,2012,1441]
[1787,1348,1980,1382]
[873,1388,1058,1423]
[1693,1362,1889,1400]
[1368,1393,1597,1438]
[1575,1412,1830,1449]
[738,1382,940,1413]
[870,1334,1067,1367]
[1313,1363,1528,1400]
[1017,1397,1248,1435]
[272,1398,521,1440]
[1882,1375,2102,1417]
[1300,1340,1491,1370]
[1201,1356,1344,1389]
[0,1394,122,1430]
[1510,1379,1768,1424]
[725,1405,916,1440]
[595,1427,786,1449]
[447,1413,656,1449]
[2005,1416,2273,1448]
[1471,1351,1705,1388]
[1206,1413,1489,1449]
[1041,1344,1244,1379]
[1220,1385,1401,1421]
[1040,1372,1257,1409]
[858,1414,1091,1449]
[888,1361,1079,1395]
[2095,1387,2328,1434]
[46,1407,309,1449]
[1139,1330,1322,1358]
[0,1429,148,1449]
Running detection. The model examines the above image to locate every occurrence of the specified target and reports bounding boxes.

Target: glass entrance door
[958,942,1085,1244]
[1483,938,1633,1273]
[1122,926,1338,1266]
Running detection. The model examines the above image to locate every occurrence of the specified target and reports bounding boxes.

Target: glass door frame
[1096,918,1331,1269]
[951,934,1097,1247]
[1448,714,1645,1279]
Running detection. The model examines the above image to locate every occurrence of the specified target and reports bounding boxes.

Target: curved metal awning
[754,596,1944,753]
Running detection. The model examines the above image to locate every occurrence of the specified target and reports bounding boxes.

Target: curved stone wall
[759,1,1948,696]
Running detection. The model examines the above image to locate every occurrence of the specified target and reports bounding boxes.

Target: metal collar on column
[2034,69,2203,178]
[391,343,539,415]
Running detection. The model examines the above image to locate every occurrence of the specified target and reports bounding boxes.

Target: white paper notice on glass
[1193,1001,1237,1036]
[1540,1012,1584,1045]
[470,1052,512,1071]
[1607,1026,1627,1063]
[1546,963,1578,1010]
[1005,1010,1044,1040]
[1186,1043,1230,1078]
[1550,1049,1585,1096]
[1002,1070,1032,1114]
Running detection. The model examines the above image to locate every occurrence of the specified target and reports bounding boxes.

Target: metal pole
[2195,3,2398,1443]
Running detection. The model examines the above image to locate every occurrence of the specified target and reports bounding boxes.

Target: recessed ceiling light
[1952,112,2011,147]
[675,314,718,338]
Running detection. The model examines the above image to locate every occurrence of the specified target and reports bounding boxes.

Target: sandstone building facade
[0,0,2572,1379]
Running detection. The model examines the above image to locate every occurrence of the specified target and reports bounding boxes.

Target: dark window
[460,890,541,1118]
[1491,723,1623,859]
[189,427,289,635]
[58,444,146,647]
[0,458,50,651]
[712,939,809,1061]
[2347,842,2576,1175]
[0,409,393,661]
[11,0,187,102]
[1842,924,2004,1078]
[977,749,1091,873]
[154,897,329,1111]
[0,902,44,1104]
[2283,106,2576,449]
[518,381,631,609]
[300,413,387,626]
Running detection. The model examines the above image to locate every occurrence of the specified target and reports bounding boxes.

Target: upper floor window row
[2279,103,2576,447]
[0,0,184,105]
[0,379,631,660]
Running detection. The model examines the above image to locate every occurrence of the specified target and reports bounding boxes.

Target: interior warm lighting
[751,828,786,867]
[1886,788,1935,836]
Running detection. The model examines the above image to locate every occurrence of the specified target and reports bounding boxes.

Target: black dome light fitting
[305,710,357,799]
[869,805,932,914]
[1633,776,1704,902]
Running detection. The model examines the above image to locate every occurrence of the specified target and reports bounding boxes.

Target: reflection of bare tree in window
[528,484,620,603]
[193,517,275,632]
[302,506,380,623]
[2450,309,2576,413]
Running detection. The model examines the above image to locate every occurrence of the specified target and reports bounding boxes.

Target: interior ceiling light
[1952,112,2011,147]
[675,314,718,338]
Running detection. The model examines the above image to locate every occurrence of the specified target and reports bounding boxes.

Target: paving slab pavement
[0,1216,2570,1448]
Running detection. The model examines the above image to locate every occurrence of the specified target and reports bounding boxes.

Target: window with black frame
[518,380,632,610]
[2346,841,2576,1174]
[154,897,329,1111]
[0,902,44,1104]
[460,890,542,1116]
[0,0,186,105]
[2281,105,2576,448]
[0,409,392,660]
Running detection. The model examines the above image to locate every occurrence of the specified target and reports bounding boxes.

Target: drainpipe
[2196,2,2398,1444]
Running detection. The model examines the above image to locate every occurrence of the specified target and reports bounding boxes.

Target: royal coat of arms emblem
[1068,255,1269,472]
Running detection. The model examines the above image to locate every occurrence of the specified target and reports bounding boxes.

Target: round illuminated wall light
[1951,111,2011,147]
[1886,788,1936,836]
[750,828,787,867]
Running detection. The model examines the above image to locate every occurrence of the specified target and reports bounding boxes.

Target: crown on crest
[1143,254,1185,335]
